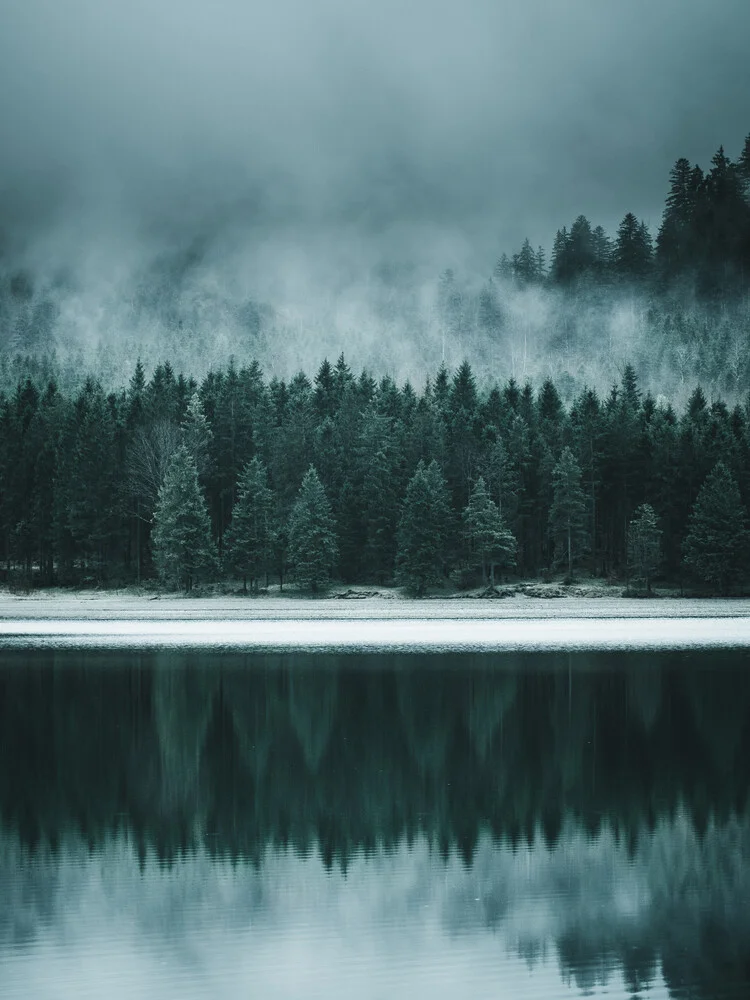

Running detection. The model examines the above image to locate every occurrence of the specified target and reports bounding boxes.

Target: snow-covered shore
[2,588,750,650]
[1,587,750,620]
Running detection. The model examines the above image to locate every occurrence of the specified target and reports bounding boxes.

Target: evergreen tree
[363,448,399,583]
[493,253,514,282]
[512,238,539,285]
[550,227,570,284]
[739,133,750,189]
[682,462,748,594]
[549,447,588,579]
[535,245,546,281]
[289,466,338,592]
[591,225,612,279]
[567,215,596,281]
[64,380,123,578]
[614,213,653,282]
[224,456,275,592]
[656,158,703,285]
[336,478,365,583]
[423,458,454,573]
[127,359,146,429]
[181,390,213,481]
[396,460,449,595]
[152,446,217,591]
[627,503,662,592]
[463,477,517,586]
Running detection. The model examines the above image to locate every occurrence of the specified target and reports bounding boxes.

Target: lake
[1,646,749,998]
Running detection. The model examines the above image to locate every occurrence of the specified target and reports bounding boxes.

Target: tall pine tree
[682,462,748,594]
[224,456,275,592]
[463,476,517,586]
[549,447,588,579]
[289,466,338,592]
[152,446,217,591]
[396,460,450,595]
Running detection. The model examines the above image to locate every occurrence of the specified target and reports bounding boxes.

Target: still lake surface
[1,645,749,998]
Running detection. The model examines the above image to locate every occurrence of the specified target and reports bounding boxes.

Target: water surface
[1,648,749,998]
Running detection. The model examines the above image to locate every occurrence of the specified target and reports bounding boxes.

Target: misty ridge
[1,129,749,407]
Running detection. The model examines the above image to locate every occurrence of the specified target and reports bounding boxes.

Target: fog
[1,0,749,393]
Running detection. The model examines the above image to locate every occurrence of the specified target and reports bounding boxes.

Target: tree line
[498,130,750,298]
[1,355,748,593]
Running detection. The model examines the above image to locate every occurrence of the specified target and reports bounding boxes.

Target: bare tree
[125,419,181,582]
[127,420,182,519]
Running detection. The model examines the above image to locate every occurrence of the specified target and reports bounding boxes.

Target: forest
[2,131,750,594]
[0,353,748,594]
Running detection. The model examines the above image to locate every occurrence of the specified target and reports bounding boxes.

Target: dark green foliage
[181,390,213,481]
[289,466,338,592]
[223,457,275,592]
[2,356,750,593]
[462,476,517,585]
[152,446,217,590]
[396,460,451,595]
[613,213,653,282]
[682,463,748,594]
[627,503,662,591]
[549,447,588,579]
[362,448,399,583]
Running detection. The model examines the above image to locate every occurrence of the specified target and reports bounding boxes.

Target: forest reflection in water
[1,648,749,998]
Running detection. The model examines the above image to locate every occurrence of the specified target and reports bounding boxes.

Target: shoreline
[2,587,750,621]
[2,614,750,650]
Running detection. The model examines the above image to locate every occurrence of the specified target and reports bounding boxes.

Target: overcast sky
[1,0,749,269]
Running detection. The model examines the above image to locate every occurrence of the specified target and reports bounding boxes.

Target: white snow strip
[0,617,749,650]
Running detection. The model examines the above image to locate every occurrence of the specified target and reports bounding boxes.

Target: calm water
[1,648,750,998]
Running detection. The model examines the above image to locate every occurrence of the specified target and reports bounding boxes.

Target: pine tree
[682,462,748,594]
[591,225,612,280]
[336,478,365,583]
[363,448,399,583]
[567,215,596,281]
[627,503,662,592]
[614,213,653,282]
[289,466,338,592]
[224,456,275,592]
[463,477,517,586]
[512,238,538,285]
[493,254,514,282]
[181,390,213,481]
[656,158,701,285]
[550,227,570,284]
[152,446,217,591]
[396,460,449,595]
[423,459,454,573]
[548,447,588,579]
[739,133,750,188]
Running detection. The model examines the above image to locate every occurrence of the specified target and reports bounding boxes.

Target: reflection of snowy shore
[1,812,748,998]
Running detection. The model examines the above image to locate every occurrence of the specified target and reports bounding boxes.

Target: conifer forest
[2,130,750,594]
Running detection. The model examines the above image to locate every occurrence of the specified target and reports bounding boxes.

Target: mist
[1,0,750,396]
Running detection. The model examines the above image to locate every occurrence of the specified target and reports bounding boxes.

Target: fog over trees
[1,129,749,405]
[1,4,749,588]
